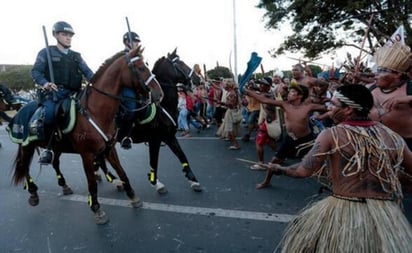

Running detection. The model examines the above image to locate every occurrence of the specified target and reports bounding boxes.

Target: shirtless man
[369,43,412,195]
[269,84,412,252]
[244,83,327,189]
[291,63,329,99]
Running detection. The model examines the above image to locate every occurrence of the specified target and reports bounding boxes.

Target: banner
[385,25,405,46]
[238,52,262,93]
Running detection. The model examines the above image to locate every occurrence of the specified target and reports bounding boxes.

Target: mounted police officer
[117,31,141,149]
[31,21,94,164]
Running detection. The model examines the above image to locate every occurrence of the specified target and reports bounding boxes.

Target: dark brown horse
[94,49,201,194]
[9,46,163,224]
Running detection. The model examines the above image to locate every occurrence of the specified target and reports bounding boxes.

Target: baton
[125,17,133,50]
[42,25,57,102]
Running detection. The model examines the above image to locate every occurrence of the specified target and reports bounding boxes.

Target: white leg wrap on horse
[153,180,165,191]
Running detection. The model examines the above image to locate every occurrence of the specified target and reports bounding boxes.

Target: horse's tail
[12,144,35,185]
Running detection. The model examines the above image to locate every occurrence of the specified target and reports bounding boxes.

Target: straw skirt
[278,196,412,253]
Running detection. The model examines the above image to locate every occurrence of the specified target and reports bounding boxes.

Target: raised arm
[310,102,328,113]
[244,88,283,107]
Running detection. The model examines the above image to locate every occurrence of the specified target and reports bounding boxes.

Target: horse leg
[93,161,103,183]
[106,148,142,208]
[80,153,109,225]
[24,175,40,206]
[164,137,202,192]
[94,154,124,191]
[13,144,40,205]
[52,151,73,195]
[148,139,168,194]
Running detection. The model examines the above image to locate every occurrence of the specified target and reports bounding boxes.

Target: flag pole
[232,0,238,83]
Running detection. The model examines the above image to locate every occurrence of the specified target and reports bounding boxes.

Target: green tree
[206,66,234,80]
[257,0,412,59]
[0,65,34,90]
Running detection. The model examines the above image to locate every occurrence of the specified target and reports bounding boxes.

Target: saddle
[7,96,77,146]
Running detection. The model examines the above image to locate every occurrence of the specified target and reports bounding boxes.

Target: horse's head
[92,46,164,105]
[124,46,164,103]
[152,48,193,89]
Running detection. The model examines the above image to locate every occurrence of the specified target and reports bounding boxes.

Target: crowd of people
[174,41,412,252]
[1,19,412,252]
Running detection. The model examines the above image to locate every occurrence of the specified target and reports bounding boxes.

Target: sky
[0,0,344,77]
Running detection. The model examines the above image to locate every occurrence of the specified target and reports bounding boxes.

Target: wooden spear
[354,14,375,78]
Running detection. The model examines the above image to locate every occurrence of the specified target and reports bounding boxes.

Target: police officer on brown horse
[31,21,94,164]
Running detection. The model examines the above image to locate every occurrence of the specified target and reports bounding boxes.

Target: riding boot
[38,120,54,165]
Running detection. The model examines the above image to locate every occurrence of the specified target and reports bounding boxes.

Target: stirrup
[121,137,132,149]
[39,149,54,165]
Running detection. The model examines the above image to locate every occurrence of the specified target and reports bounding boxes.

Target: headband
[333,91,363,111]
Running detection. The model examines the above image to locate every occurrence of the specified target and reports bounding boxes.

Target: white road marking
[60,194,296,223]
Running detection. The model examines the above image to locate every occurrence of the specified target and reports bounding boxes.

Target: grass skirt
[278,196,412,253]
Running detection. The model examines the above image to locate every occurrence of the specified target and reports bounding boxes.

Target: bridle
[88,52,156,108]
[82,53,158,143]
[125,53,156,95]
[167,55,193,87]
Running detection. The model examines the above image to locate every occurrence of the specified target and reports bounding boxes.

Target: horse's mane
[91,51,125,83]
[91,47,145,83]
[152,56,167,74]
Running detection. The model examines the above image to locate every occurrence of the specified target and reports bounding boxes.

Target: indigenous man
[369,42,412,148]
[369,42,412,194]
[250,77,282,171]
[291,63,329,99]
[244,83,327,189]
[270,84,412,253]
[222,81,241,150]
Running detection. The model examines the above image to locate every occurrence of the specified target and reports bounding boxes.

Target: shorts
[255,121,272,145]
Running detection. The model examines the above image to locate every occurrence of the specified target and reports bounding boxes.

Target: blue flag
[238,52,262,93]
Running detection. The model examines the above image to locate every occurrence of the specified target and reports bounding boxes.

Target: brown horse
[9,46,163,224]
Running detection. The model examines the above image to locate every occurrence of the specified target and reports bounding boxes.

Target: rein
[88,84,149,105]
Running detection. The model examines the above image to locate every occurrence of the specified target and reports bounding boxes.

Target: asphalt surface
[0,122,411,253]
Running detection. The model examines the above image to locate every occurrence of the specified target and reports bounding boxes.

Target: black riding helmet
[123,32,140,43]
[52,21,75,35]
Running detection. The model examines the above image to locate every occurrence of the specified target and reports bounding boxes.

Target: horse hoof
[130,197,143,208]
[28,195,39,206]
[112,179,124,192]
[94,209,109,225]
[62,186,73,195]
[153,181,168,194]
[157,187,168,194]
[190,181,202,192]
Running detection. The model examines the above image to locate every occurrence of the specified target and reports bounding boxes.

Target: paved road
[0,123,411,253]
